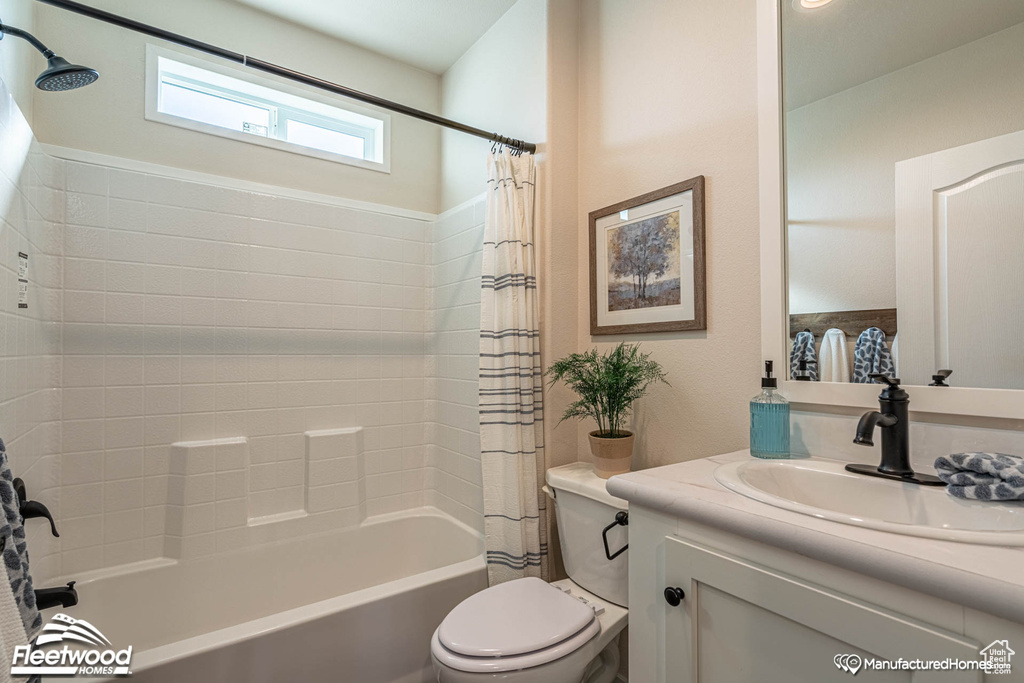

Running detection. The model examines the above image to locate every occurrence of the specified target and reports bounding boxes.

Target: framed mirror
[757,0,1024,417]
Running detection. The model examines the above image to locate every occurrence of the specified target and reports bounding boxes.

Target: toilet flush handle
[601,511,629,561]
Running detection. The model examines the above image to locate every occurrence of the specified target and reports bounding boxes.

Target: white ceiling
[233,0,518,74]
[783,0,1024,109]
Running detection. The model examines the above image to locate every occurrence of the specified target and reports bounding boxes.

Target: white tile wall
[0,81,63,581]
[305,427,364,514]
[426,199,486,530]
[158,432,369,562]
[55,159,434,574]
[167,437,249,560]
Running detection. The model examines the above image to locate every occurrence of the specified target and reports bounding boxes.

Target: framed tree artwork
[589,176,706,335]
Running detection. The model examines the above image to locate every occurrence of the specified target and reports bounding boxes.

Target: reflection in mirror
[782,0,1024,388]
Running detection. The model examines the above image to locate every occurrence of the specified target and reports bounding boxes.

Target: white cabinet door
[663,536,982,683]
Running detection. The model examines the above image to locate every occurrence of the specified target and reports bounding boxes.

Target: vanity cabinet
[628,507,1024,683]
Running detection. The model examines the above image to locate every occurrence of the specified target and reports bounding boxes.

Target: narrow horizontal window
[286,120,365,159]
[159,82,272,134]
[145,45,389,172]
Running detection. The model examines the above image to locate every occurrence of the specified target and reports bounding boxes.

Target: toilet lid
[431,619,601,674]
[437,577,596,657]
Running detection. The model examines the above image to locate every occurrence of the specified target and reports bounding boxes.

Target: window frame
[145,44,391,174]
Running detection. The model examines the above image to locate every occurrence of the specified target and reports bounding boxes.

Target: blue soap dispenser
[750,360,790,459]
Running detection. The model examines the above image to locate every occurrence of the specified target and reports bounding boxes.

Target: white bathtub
[58,509,485,683]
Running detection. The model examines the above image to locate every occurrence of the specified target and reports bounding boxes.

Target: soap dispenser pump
[750,361,790,459]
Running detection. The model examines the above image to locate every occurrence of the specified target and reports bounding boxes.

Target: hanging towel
[934,452,1024,501]
[0,441,41,638]
[818,328,851,383]
[853,327,896,383]
[0,560,29,683]
[890,333,899,379]
[790,330,818,381]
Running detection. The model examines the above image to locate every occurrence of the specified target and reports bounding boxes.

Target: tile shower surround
[0,86,64,585]
[56,162,437,576]
[1,76,486,583]
[427,199,486,530]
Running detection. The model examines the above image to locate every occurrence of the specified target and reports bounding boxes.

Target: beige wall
[787,21,1024,316]
[574,0,762,469]
[0,0,37,122]
[30,0,441,212]
[441,0,763,473]
[538,0,581,475]
[439,0,548,212]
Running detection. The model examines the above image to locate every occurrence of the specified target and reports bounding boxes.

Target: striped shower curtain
[479,149,547,585]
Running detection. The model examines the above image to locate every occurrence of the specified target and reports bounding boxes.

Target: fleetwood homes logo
[11,613,132,677]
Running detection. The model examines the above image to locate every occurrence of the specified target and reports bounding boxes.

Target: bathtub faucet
[35,581,78,610]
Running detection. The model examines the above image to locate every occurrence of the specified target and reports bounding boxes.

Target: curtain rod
[35,0,537,154]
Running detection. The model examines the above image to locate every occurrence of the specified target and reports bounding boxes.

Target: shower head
[35,55,98,91]
[0,20,98,91]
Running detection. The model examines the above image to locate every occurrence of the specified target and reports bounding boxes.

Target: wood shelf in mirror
[789,308,897,339]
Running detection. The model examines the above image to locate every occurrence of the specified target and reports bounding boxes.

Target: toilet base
[580,635,621,683]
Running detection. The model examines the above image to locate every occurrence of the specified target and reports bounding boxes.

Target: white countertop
[606,450,1024,624]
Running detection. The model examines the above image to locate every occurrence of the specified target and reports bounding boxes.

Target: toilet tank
[546,463,629,607]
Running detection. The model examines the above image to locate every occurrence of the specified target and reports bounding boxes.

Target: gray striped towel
[0,440,41,636]
[934,452,1024,501]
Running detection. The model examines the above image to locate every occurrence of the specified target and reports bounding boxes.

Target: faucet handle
[869,374,900,387]
[870,374,909,401]
[20,500,59,537]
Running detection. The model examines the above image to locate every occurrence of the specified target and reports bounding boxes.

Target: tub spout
[35,581,77,610]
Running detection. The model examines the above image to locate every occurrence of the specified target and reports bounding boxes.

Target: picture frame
[589,176,707,335]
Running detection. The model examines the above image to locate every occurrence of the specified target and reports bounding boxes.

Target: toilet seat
[431,618,600,674]
[431,578,603,673]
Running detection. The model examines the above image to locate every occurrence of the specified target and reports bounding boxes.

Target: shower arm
[0,21,57,58]
[33,0,538,155]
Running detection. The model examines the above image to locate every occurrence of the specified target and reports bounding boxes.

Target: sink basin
[713,458,1024,545]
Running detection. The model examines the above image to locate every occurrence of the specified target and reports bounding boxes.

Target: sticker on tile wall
[18,253,28,308]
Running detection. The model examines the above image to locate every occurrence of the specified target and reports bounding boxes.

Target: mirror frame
[756,0,1024,420]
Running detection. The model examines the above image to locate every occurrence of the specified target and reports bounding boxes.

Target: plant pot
[588,430,635,479]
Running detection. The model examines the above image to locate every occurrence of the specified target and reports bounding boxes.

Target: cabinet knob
[664,586,685,607]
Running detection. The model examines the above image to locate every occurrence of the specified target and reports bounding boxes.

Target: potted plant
[546,342,669,478]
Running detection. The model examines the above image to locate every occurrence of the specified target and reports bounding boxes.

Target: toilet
[431,463,629,683]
